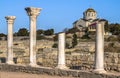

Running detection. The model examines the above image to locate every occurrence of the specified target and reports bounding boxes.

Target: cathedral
[73,8,107,32]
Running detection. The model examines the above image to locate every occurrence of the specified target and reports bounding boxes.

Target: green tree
[85,27,88,34]
[67,28,80,34]
[37,29,44,36]
[17,28,29,36]
[104,21,109,32]
[52,43,58,48]
[0,33,7,40]
[44,29,54,35]
[66,42,70,49]
[13,32,17,36]
[53,34,58,41]
[81,27,90,39]
[109,23,120,35]
[0,33,6,37]
[72,33,78,48]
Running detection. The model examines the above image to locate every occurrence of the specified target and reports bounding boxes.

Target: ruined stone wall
[36,41,120,72]
[40,50,120,72]
[0,40,120,72]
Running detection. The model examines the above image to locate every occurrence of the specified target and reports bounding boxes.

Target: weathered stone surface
[0,64,119,78]
[1,40,120,72]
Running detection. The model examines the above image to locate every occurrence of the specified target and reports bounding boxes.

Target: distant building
[73,8,107,32]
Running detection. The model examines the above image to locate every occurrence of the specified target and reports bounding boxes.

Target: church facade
[73,8,106,32]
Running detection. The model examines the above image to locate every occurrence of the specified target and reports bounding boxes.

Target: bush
[0,33,6,37]
[16,28,29,36]
[72,33,78,48]
[66,42,71,49]
[65,51,71,55]
[37,35,46,40]
[89,31,96,35]
[38,48,43,51]
[37,29,44,35]
[44,29,54,36]
[81,34,90,39]
[52,42,71,49]
[53,34,58,41]
[66,28,80,34]
[52,43,58,48]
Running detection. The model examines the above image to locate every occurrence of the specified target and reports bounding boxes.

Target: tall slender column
[25,7,42,66]
[5,16,16,64]
[56,32,68,69]
[94,21,106,73]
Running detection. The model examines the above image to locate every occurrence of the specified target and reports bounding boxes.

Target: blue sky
[0,0,120,34]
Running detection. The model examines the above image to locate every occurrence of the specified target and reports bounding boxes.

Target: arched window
[87,12,90,17]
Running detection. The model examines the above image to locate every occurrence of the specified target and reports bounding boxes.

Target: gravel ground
[0,71,74,78]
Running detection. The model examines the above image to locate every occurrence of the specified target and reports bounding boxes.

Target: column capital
[5,16,16,24]
[25,7,42,16]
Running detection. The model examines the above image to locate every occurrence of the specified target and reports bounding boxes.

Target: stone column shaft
[29,16,37,65]
[5,16,16,64]
[56,32,68,69]
[25,7,41,66]
[94,22,106,73]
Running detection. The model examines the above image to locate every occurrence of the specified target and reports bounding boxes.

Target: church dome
[85,8,96,13]
[83,8,97,20]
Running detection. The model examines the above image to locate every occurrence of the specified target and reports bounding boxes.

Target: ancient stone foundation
[0,64,119,78]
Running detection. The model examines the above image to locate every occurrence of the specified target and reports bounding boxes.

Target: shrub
[72,33,78,48]
[44,29,54,36]
[89,31,96,35]
[52,43,58,48]
[38,48,43,51]
[52,42,71,49]
[66,42,71,49]
[37,35,46,40]
[81,34,90,39]
[65,51,71,55]
[53,34,58,41]
[16,28,29,36]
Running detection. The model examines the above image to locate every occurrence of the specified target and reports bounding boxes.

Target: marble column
[94,21,106,73]
[56,32,68,69]
[5,16,16,64]
[25,7,42,66]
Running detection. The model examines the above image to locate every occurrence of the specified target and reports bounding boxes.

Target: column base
[6,61,14,64]
[29,63,39,67]
[56,64,68,70]
[93,69,106,74]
